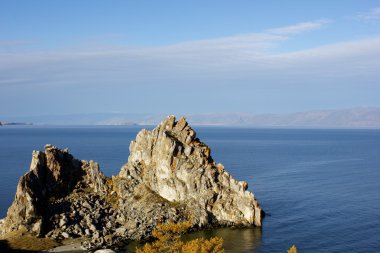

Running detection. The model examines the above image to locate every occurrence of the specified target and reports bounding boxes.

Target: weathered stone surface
[0,145,89,235]
[119,115,263,227]
[0,145,112,249]
[0,116,263,250]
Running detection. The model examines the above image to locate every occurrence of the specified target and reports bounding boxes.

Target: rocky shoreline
[0,116,263,251]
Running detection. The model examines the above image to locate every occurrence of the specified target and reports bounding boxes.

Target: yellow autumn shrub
[136,221,224,253]
[287,245,297,253]
[136,221,297,253]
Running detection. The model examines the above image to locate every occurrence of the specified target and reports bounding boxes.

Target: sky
[1,1,380,117]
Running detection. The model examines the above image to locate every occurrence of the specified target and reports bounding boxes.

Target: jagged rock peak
[120,115,263,226]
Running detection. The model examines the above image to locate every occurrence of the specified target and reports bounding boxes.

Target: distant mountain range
[2,108,380,128]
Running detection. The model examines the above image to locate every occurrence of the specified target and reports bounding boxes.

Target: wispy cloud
[0,40,32,53]
[267,19,331,35]
[266,37,380,77]
[1,19,379,91]
[1,17,380,116]
[355,7,380,21]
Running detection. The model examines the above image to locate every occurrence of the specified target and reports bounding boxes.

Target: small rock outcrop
[0,116,263,250]
[1,145,106,235]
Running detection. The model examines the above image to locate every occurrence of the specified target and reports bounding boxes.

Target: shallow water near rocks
[1,126,379,252]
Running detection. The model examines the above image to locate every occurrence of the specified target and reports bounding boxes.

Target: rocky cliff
[0,116,263,250]
[119,116,262,226]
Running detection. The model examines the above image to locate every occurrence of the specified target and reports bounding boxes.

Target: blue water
[0,126,379,252]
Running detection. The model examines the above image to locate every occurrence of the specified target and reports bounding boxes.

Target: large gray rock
[0,145,109,236]
[119,115,263,227]
[0,116,263,249]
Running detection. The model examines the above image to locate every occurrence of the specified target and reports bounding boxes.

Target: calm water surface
[0,126,379,252]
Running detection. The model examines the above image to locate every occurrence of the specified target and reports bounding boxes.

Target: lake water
[0,126,379,252]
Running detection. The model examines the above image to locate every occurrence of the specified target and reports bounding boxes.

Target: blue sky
[1,1,380,117]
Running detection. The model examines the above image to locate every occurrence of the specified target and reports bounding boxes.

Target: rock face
[119,116,262,227]
[0,145,110,237]
[0,116,263,250]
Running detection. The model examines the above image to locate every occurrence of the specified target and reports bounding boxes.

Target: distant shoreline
[1,123,380,130]
[0,122,33,126]
[2,107,380,128]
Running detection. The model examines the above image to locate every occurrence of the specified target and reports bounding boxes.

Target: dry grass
[1,230,59,251]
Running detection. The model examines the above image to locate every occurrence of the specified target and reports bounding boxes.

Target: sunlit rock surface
[119,116,263,227]
[0,116,263,250]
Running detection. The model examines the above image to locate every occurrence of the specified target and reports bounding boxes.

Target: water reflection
[126,227,262,253]
[182,227,262,253]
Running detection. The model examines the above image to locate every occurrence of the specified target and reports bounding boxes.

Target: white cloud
[0,40,32,54]
[267,19,331,35]
[1,19,379,90]
[264,37,380,77]
[356,7,380,21]
[2,18,380,116]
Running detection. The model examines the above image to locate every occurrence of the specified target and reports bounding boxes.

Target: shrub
[288,245,297,253]
[136,221,224,253]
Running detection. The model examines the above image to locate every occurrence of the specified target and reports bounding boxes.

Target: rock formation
[119,116,262,226]
[0,116,263,250]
